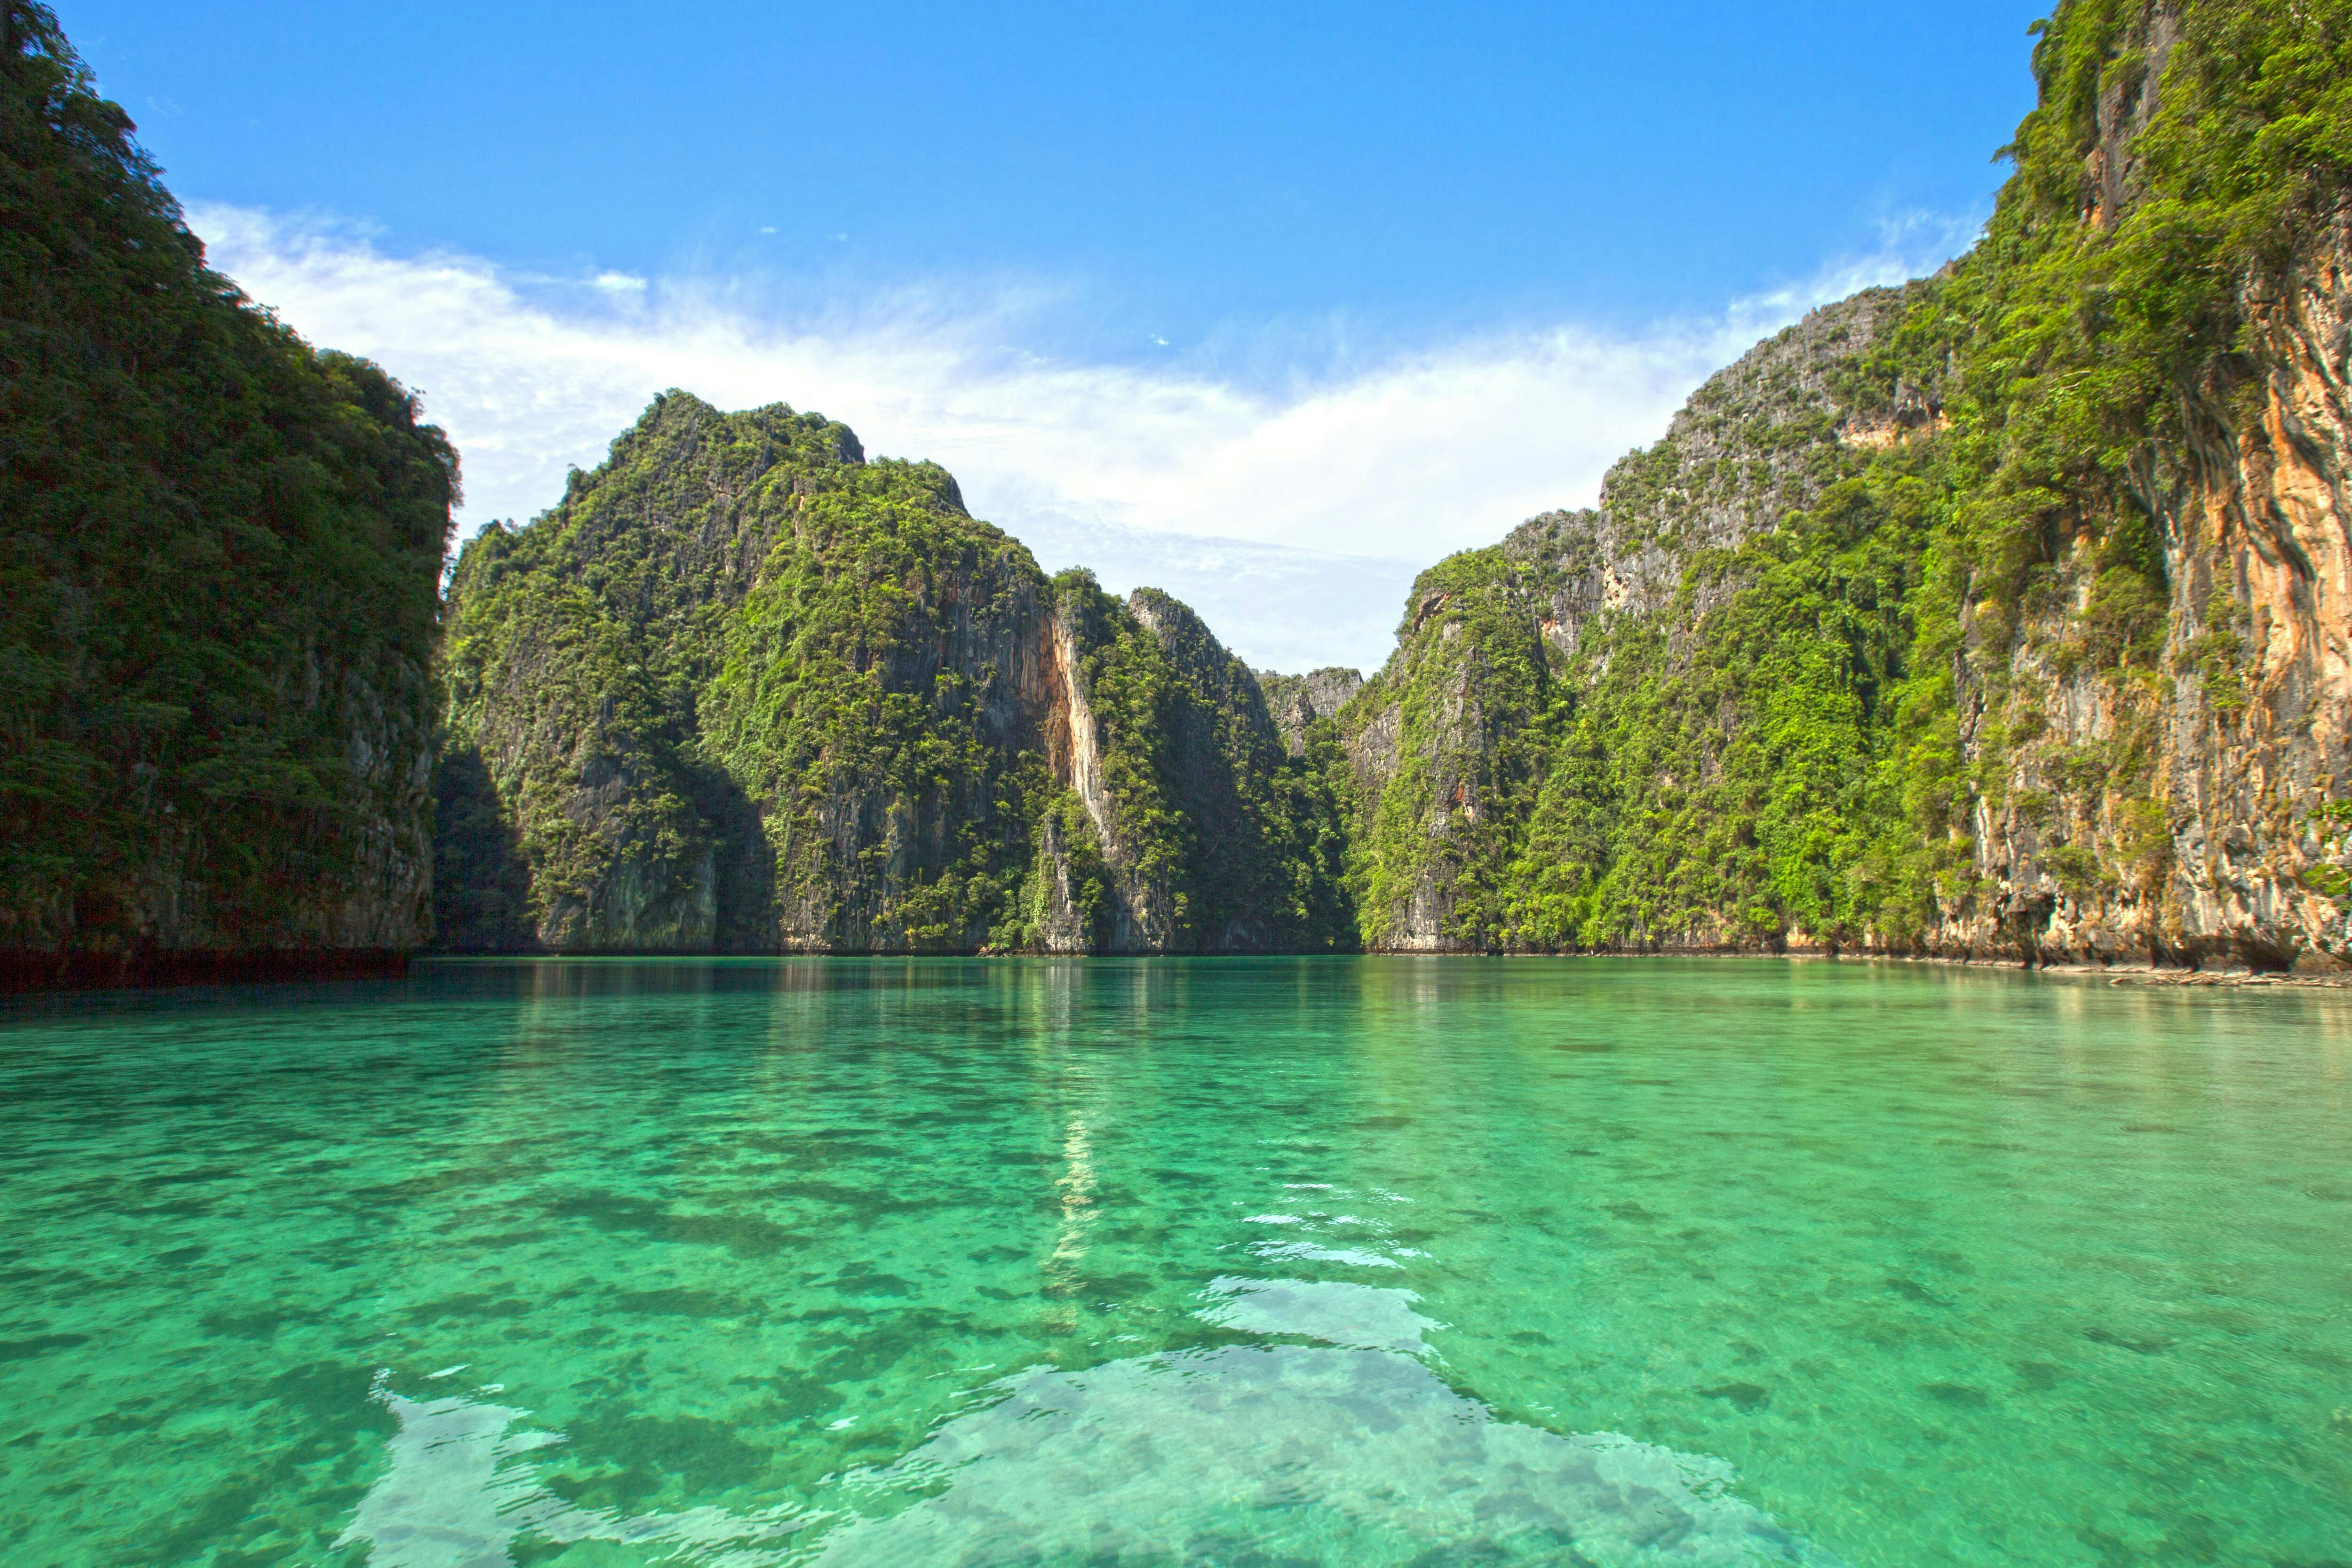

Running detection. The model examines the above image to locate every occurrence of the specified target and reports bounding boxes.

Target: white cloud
[188,203,1970,670]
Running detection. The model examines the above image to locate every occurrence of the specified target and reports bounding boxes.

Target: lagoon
[2,958,2348,1565]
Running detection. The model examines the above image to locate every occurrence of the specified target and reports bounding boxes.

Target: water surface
[3,958,2349,1566]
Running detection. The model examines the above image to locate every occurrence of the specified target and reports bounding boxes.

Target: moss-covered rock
[1257,668,1364,757]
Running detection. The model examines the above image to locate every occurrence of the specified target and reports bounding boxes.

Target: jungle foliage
[18,0,2340,962]
[1,1,455,952]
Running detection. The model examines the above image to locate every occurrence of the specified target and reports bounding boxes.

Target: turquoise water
[2,959,2349,1567]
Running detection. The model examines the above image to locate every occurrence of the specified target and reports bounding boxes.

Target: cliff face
[1956,208,2352,967]
[435,396,1351,954]
[1326,0,2352,970]
[0,4,455,986]
[1522,285,1929,642]
[448,0,2349,978]
[1847,0,2352,970]
[426,0,2342,973]
[1125,591,1355,951]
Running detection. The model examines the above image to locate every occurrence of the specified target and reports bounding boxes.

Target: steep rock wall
[1335,290,1917,951]
[1130,591,1353,952]
[1257,668,1364,756]
[1951,210,2352,967]
[1517,285,1926,647]
[1033,589,1172,954]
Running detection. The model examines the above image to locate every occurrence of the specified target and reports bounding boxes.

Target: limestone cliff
[1128,592,1355,951]
[1334,289,1919,951]
[434,396,1352,955]
[1951,210,2352,967]
[1826,0,2352,969]
[1329,0,2352,971]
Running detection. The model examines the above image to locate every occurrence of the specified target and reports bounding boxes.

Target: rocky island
[7,0,2351,980]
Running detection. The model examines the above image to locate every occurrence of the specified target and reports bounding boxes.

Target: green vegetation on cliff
[1341,546,1552,949]
[707,449,1044,951]
[0,2,455,963]
[1536,455,1944,949]
[1114,586,1355,950]
[437,393,1032,950]
[1334,0,2352,960]
[1335,289,1926,950]
[1844,0,2352,951]
[436,397,1352,954]
[462,0,2352,967]
[20,0,2336,969]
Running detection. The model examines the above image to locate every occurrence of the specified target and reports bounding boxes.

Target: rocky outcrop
[1129,591,1352,951]
[1327,0,2352,971]
[1873,0,2350,971]
[1510,285,1926,651]
[1033,586,1172,954]
[28,0,2325,980]
[1334,245,2352,965]
[1333,288,1918,952]
[1256,668,1364,756]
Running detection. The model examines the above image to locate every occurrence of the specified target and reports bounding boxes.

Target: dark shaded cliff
[434,395,1352,954]
[0,3,456,987]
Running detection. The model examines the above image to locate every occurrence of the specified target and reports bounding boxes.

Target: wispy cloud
[189,203,1973,669]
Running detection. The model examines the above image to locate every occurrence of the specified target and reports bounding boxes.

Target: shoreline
[10,946,2347,997]
[1657,950,2352,989]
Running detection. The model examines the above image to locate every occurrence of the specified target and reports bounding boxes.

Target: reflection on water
[342,1279,1842,1567]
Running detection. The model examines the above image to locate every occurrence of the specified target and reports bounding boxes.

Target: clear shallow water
[2,958,2349,1568]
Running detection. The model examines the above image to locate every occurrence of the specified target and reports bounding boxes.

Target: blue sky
[58,0,2044,670]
